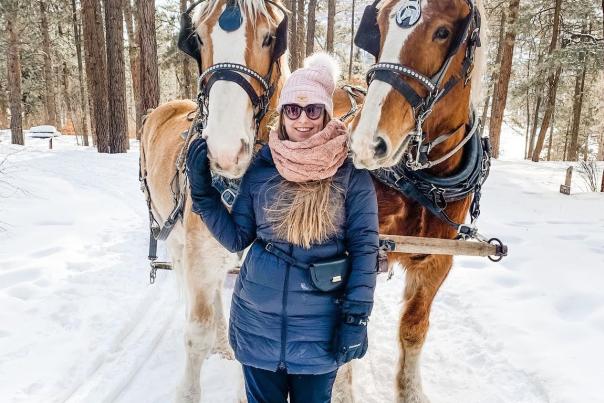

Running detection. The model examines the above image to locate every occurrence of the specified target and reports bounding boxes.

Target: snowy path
[1,134,603,402]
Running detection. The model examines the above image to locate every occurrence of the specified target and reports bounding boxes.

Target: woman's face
[282,103,326,142]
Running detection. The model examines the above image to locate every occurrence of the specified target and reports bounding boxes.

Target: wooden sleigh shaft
[379,234,507,259]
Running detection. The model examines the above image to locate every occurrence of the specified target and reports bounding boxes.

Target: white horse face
[194,1,283,178]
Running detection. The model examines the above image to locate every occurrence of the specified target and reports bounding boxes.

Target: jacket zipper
[278,250,292,371]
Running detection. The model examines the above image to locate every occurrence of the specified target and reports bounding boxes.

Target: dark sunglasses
[282,104,325,120]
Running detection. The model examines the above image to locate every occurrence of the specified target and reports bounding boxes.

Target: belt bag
[260,240,351,292]
[309,256,350,292]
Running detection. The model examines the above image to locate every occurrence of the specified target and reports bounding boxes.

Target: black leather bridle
[178,0,288,131]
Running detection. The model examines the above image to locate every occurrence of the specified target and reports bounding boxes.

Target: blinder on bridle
[354,0,482,170]
[177,0,288,127]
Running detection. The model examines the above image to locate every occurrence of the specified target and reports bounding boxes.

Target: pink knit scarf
[268,120,349,183]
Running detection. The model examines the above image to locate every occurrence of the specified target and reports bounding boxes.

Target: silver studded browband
[198,62,270,91]
[367,62,436,93]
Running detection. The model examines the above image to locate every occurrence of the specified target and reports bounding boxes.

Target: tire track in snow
[59,282,179,403]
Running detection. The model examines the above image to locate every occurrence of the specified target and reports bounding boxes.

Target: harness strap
[203,70,263,109]
[211,175,241,208]
[369,70,424,110]
[418,116,480,169]
[371,113,490,235]
[339,85,366,122]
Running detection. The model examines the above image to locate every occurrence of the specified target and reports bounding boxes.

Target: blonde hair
[266,179,344,249]
[265,112,344,248]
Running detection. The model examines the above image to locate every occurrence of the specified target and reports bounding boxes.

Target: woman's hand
[186,137,213,199]
[333,314,369,365]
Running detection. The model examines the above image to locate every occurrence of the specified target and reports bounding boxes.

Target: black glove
[333,314,369,366]
[186,137,214,199]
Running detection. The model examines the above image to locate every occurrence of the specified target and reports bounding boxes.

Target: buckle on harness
[220,188,237,207]
[457,224,477,239]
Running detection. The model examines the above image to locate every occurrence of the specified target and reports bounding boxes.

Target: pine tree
[137,0,160,120]
[326,0,335,52]
[5,1,24,145]
[488,0,520,159]
[82,0,110,152]
[105,0,129,153]
[532,0,563,162]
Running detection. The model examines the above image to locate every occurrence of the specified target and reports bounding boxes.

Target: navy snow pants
[242,365,338,403]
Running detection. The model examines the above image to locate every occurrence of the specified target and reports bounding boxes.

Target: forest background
[0,0,603,186]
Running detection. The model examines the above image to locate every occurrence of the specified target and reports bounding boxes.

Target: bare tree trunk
[179,0,195,99]
[326,0,336,52]
[286,0,298,70]
[138,0,160,120]
[71,0,89,146]
[532,67,561,162]
[528,94,542,158]
[0,79,9,128]
[546,106,554,161]
[106,0,129,152]
[531,0,563,162]
[524,47,531,159]
[567,25,589,161]
[82,0,110,153]
[39,0,59,127]
[123,0,143,139]
[296,0,305,65]
[306,0,317,57]
[488,0,520,159]
[61,61,78,139]
[601,0,604,191]
[563,114,572,161]
[349,0,356,80]
[87,77,97,146]
[482,9,506,136]
[6,11,24,145]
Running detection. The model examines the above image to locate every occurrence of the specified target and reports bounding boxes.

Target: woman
[186,53,378,403]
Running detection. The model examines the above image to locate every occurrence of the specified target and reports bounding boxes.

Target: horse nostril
[237,139,250,162]
[374,137,388,158]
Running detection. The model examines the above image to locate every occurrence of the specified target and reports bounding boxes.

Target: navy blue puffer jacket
[192,145,378,374]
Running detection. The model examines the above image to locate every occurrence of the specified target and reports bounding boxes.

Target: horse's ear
[178,12,203,73]
[178,1,205,73]
[266,0,288,62]
[355,1,381,61]
[273,16,288,61]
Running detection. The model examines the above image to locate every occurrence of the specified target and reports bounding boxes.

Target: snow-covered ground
[1,128,603,403]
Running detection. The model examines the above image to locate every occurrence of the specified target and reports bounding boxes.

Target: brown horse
[140,1,364,401]
[350,0,487,401]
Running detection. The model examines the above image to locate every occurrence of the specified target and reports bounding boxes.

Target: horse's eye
[433,27,450,41]
[262,34,274,47]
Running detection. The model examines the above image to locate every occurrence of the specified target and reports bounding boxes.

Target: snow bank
[1,132,602,402]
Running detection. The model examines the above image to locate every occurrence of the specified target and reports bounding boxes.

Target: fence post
[560,166,572,195]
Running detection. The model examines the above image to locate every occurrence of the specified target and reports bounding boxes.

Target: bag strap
[257,239,310,270]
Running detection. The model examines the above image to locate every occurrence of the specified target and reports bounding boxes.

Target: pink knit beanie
[277,52,341,118]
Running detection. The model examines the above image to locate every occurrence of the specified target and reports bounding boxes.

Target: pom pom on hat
[277,52,341,118]
[303,52,341,84]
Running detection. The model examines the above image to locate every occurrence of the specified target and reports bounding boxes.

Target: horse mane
[193,0,280,28]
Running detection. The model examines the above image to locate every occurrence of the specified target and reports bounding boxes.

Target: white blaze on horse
[350,0,488,402]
